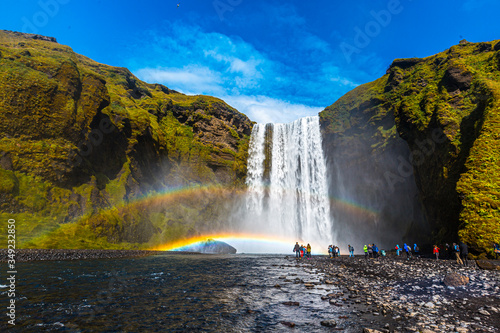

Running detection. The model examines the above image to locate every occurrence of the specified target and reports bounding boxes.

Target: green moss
[0,168,17,193]
[0,31,253,249]
[105,159,132,206]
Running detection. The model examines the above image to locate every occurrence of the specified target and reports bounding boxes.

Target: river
[1,254,365,332]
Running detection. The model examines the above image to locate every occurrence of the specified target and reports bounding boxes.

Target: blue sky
[2,0,500,123]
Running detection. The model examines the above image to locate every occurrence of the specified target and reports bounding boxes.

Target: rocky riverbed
[0,249,166,262]
[287,255,500,332]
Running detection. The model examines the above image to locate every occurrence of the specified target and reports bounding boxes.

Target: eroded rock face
[441,65,472,93]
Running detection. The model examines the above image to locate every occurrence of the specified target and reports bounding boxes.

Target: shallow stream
[1,254,363,332]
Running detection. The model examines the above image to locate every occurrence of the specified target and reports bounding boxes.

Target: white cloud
[222,95,323,124]
[129,20,360,123]
[135,66,224,95]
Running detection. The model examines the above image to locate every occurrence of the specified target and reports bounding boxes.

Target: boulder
[475,260,500,271]
[443,272,469,287]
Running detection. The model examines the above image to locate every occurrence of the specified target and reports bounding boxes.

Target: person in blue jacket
[403,243,411,260]
[373,244,379,258]
[395,244,401,256]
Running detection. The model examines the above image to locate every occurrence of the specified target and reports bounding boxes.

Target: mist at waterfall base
[230,116,337,254]
[228,115,428,254]
[321,121,429,254]
[143,115,428,255]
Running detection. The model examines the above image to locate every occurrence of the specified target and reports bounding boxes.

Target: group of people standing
[363,243,382,259]
[293,241,499,261]
[293,242,311,259]
[328,245,341,258]
[433,242,469,266]
[394,243,418,259]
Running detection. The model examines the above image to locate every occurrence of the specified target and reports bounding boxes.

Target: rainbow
[151,232,333,255]
[69,184,379,254]
[152,233,293,251]
[329,196,379,217]
[123,184,379,219]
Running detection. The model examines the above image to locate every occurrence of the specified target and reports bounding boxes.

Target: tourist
[293,242,300,259]
[363,244,368,259]
[495,243,500,259]
[368,244,373,258]
[395,244,401,256]
[453,243,463,265]
[445,243,451,259]
[337,246,340,257]
[328,245,333,258]
[413,243,420,258]
[306,243,311,259]
[403,243,411,260]
[433,245,440,259]
[348,244,354,257]
[373,244,379,259]
[459,241,469,267]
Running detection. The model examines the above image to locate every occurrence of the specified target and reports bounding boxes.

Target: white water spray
[244,116,334,252]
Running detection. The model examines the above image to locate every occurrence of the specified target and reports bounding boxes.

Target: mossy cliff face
[0,31,252,249]
[320,40,500,254]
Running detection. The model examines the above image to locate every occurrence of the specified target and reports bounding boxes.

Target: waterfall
[245,116,333,250]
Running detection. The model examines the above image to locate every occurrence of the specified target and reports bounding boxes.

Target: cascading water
[245,116,334,252]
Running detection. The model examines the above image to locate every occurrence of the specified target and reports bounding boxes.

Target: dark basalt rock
[2,30,58,43]
[441,65,472,92]
[387,58,423,72]
[475,259,500,271]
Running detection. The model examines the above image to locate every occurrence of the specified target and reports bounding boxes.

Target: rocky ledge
[290,256,499,332]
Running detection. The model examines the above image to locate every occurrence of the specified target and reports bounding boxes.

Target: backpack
[454,245,459,252]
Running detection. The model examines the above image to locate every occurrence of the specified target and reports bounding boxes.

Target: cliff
[0,31,253,249]
[320,40,500,255]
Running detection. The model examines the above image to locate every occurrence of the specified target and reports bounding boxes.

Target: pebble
[280,321,295,328]
[424,302,435,309]
[320,319,337,327]
[478,309,490,316]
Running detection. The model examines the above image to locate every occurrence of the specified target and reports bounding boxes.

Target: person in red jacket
[433,245,440,259]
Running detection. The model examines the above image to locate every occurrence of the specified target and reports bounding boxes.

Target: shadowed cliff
[320,39,500,255]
